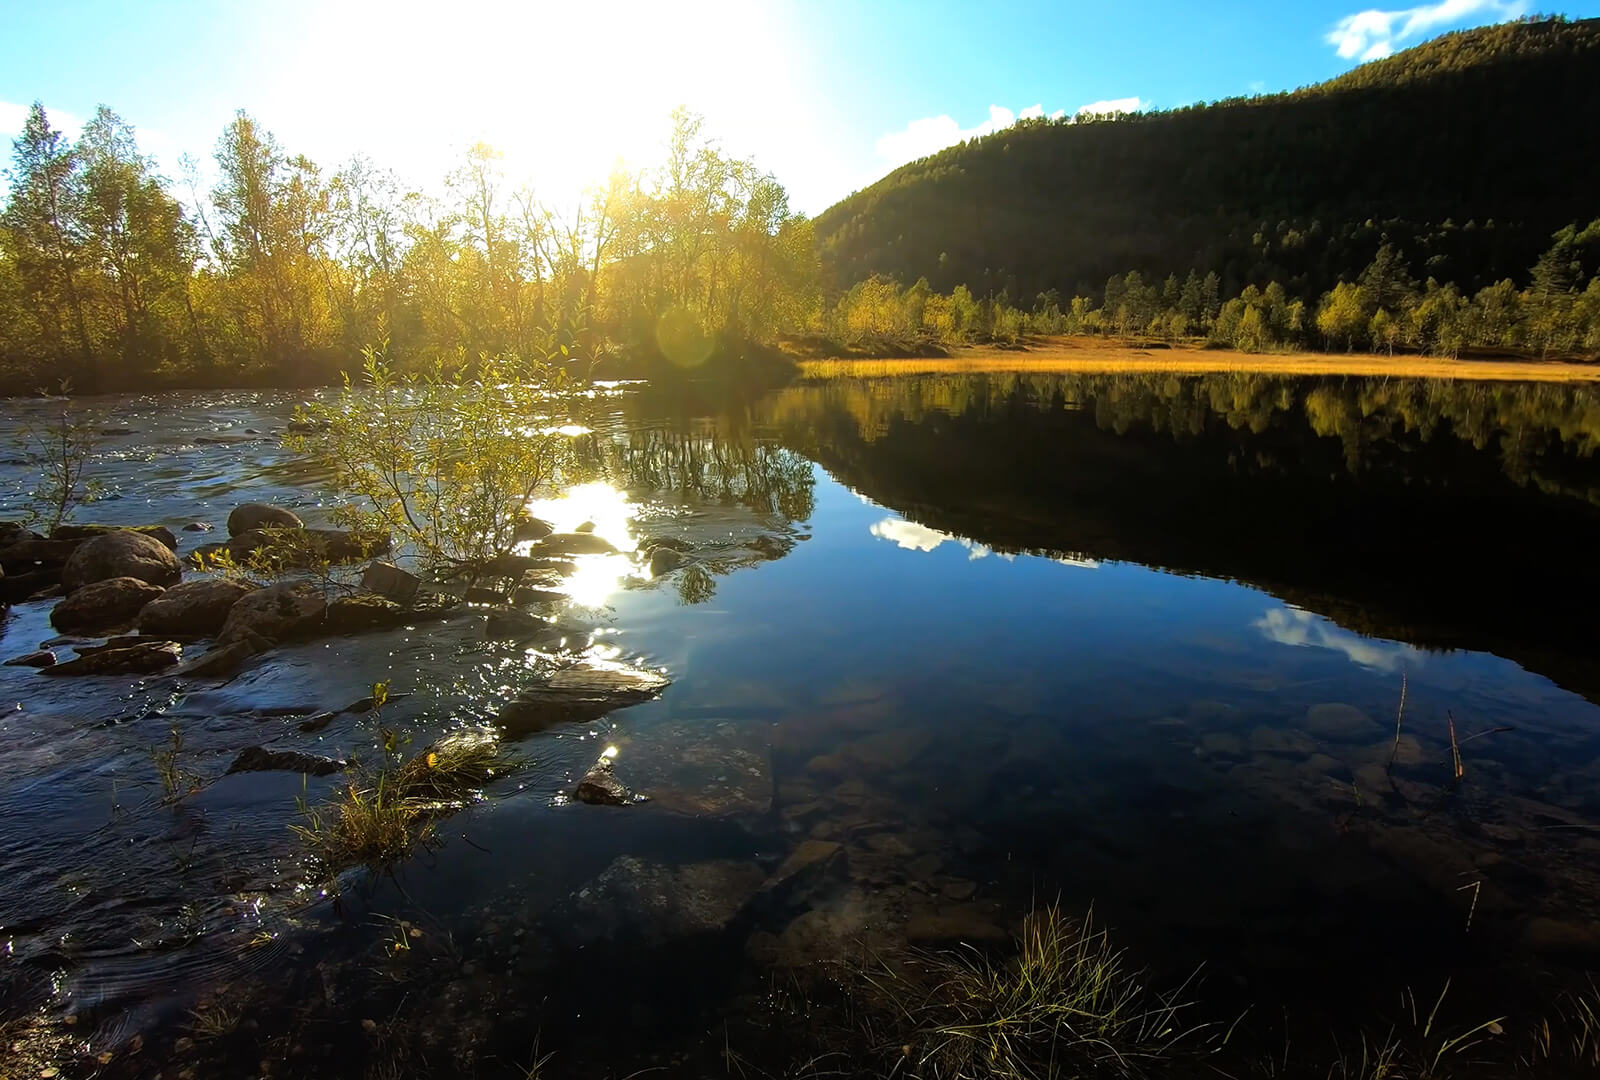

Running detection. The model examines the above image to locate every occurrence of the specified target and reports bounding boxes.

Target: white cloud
[874,104,1019,169]
[869,517,993,560]
[1254,606,1422,672]
[0,99,84,141]
[1075,96,1144,117]
[1326,0,1528,62]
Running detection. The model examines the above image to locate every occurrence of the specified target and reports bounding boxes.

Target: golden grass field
[797,336,1600,382]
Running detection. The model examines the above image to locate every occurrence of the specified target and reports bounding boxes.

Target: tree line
[0,104,821,393]
[827,225,1600,359]
[814,17,1600,311]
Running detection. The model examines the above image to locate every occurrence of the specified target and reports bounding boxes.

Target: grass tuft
[292,724,509,870]
[865,903,1208,1078]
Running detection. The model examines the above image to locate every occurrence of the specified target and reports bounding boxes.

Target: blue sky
[3,0,1595,214]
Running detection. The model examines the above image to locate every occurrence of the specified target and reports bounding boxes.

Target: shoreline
[797,336,1600,382]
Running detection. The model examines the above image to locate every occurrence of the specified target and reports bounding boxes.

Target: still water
[1,371,1599,1076]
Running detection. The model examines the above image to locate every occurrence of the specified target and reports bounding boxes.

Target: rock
[485,608,547,640]
[941,879,979,901]
[499,665,670,733]
[761,840,845,902]
[226,746,348,777]
[512,586,566,605]
[41,640,181,677]
[74,634,182,655]
[905,908,1008,946]
[339,690,412,713]
[137,579,254,637]
[0,523,41,547]
[182,522,213,533]
[51,524,178,550]
[513,516,554,542]
[747,534,793,559]
[648,547,689,576]
[98,426,136,436]
[226,527,389,566]
[26,585,63,602]
[0,569,60,603]
[532,532,618,557]
[569,857,766,944]
[61,531,182,593]
[298,711,336,733]
[464,586,505,605]
[324,594,405,634]
[0,538,84,572]
[4,650,55,668]
[574,759,631,805]
[573,521,596,534]
[360,562,420,604]
[1304,703,1382,740]
[1522,917,1600,958]
[227,504,303,536]
[216,581,327,646]
[51,577,167,633]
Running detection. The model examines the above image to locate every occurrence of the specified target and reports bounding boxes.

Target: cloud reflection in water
[1254,606,1422,672]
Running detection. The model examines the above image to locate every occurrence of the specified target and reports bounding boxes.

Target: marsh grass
[293,724,509,871]
[152,724,203,804]
[860,904,1211,1079]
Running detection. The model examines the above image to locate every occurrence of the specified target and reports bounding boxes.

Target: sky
[3,0,1597,216]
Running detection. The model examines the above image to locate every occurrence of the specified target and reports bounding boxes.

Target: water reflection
[760,371,1600,702]
[1254,605,1423,672]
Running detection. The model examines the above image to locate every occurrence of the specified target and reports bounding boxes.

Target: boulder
[227,504,304,536]
[464,585,505,605]
[226,746,348,777]
[4,650,56,668]
[0,523,41,547]
[50,577,167,633]
[513,516,554,542]
[41,640,181,677]
[323,594,405,634]
[227,527,389,566]
[182,522,213,533]
[0,569,60,603]
[61,531,182,593]
[485,608,547,640]
[216,581,327,646]
[51,524,178,550]
[499,665,670,733]
[0,538,84,572]
[137,579,254,637]
[360,561,420,604]
[532,532,618,557]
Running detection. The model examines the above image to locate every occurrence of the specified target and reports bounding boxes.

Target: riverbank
[797,335,1600,382]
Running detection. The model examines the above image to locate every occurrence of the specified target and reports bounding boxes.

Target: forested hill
[814,16,1600,304]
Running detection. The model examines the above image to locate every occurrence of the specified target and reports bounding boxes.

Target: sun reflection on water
[525,482,643,609]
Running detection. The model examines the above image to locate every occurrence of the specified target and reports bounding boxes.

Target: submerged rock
[484,607,547,640]
[499,665,670,733]
[216,581,327,646]
[513,516,554,542]
[41,640,180,677]
[4,650,56,668]
[1304,703,1382,740]
[227,503,303,536]
[182,522,213,532]
[173,635,268,679]
[50,577,167,633]
[0,569,60,603]
[648,546,690,576]
[226,746,348,777]
[137,578,254,636]
[569,856,766,944]
[61,531,182,593]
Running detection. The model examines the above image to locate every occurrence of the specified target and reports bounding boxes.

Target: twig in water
[1457,877,1482,932]
[1387,672,1408,772]
[1447,711,1464,781]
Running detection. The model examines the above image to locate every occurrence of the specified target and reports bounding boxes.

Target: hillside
[814,17,1600,304]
